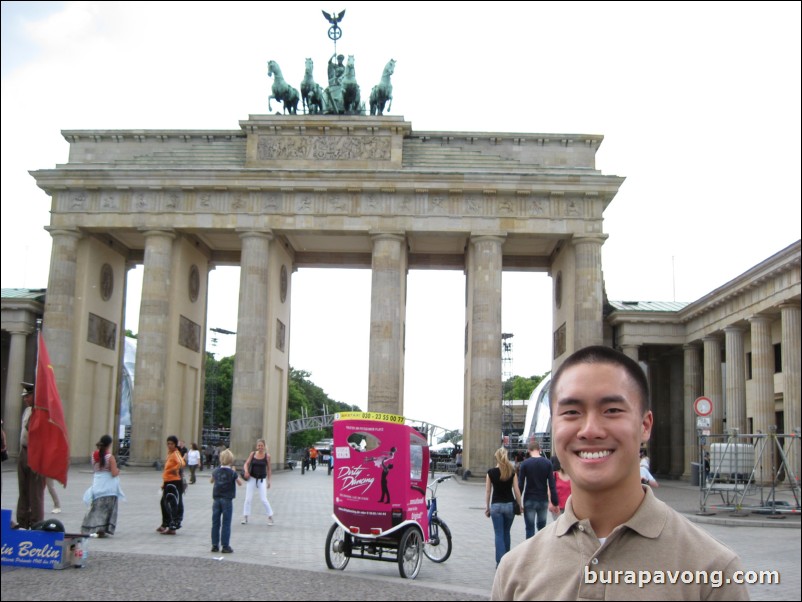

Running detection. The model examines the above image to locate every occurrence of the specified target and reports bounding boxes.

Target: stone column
[367,233,407,415]
[4,330,31,455]
[669,354,685,477]
[650,359,670,474]
[750,314,775,483]
[42,227,82,421]
[621,344,639,362]
[464,235,504,476]
[683,343,703,478]
[572,235,607,349]
[724,325,747,434]
[779,302,801,478]
[230,230,272,460]
[130,229,175,465]
[703,336,723,435]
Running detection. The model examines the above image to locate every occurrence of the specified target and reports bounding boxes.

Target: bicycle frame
[426,475,451,534]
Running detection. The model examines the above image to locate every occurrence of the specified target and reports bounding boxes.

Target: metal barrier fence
[697,427,800,515]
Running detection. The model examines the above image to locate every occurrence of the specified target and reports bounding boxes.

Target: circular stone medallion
[100,263,114,301]
[189,265,200,302]
[280,265,288,303]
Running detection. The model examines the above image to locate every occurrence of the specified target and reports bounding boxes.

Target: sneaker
[241,517,248,524]
[211,546,219,552]
[221,546,233,553]
[52,508,62,514]
[267,516,274,526]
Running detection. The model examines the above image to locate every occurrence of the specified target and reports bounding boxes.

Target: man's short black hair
[166,435,179,445]
[551,345,650,415]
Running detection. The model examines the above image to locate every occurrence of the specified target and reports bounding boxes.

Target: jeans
[211,497,233,547]
[523,499,549,539]
[490,502,515,566]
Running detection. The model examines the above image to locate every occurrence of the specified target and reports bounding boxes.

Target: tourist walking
[82,434,125,537]
[485,447,523,567]
[157,435,185,535]
[517,440,558,538]
[187,443,201,484]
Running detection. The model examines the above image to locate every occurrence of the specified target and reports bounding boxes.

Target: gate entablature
[34,116,622,274]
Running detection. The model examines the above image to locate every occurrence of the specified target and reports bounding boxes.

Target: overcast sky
[2,2,800,431]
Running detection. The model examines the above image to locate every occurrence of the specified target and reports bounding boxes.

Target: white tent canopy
[430,440,455,452]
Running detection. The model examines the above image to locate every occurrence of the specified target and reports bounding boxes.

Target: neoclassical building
[607,240,800,479]
[1,113,799,480]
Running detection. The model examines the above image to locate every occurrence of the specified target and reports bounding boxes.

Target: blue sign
[1,509,87,569]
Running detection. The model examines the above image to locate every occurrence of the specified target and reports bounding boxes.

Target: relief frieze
[257,135,391,161]
[261,192,282,213]
[179,315,201,353]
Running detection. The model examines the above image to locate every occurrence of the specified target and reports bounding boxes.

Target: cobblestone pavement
[1,462,799,600]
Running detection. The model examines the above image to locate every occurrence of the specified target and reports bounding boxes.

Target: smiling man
[492,346,749,601]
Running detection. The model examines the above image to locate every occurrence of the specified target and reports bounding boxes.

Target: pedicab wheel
[325,523,351,570]
[397,526,423,579]
[423,517,452,563]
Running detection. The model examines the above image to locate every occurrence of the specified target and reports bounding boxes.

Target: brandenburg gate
[30,115,624,474]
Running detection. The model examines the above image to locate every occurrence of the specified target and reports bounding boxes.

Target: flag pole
[34,318,42,381]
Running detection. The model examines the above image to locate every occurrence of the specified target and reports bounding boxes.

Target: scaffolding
[501,333,514,444]
[697,427,801,516]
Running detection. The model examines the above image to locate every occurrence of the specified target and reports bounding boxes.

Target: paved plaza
[1,461,799,601]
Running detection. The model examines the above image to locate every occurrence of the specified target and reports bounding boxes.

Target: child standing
[210,449,242,553]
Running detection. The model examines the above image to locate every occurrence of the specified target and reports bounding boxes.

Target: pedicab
[324,412,430,579]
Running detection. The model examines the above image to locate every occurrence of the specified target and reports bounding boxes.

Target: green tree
[503,373,549,401]
[204,353,235,428]
[286,367,360,449]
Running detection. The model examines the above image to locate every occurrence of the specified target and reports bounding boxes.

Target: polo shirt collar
[556,485,667,539]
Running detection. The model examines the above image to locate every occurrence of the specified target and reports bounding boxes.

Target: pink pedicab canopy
[332,412,429,538]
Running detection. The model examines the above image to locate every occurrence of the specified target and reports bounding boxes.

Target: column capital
[5,327,33,336]
[779,301,801,311]
[571,234,608,247]
[236,229,274,241]
[702,334,721,343]
[139,227,176,241]
[683,342,701,351]
[723,324,746,334]
[44,226,82,240]
[369,232,406,244]
[469,233,506,246]
[748,313,773,325]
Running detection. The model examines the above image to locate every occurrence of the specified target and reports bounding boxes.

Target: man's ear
[641,411,654,443]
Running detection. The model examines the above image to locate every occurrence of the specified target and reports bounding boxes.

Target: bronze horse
[370,59,396,116]
[267,60,300,115]
[301,58,324,115]
[342,55,361,115]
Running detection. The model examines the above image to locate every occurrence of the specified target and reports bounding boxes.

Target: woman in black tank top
[241,439,274,525]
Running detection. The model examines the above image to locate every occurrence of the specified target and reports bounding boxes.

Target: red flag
[28,332,70,486]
